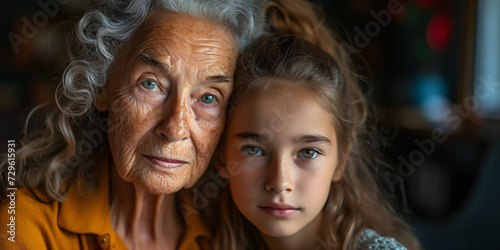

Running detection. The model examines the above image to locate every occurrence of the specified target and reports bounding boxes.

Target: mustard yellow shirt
[0,166,210,250]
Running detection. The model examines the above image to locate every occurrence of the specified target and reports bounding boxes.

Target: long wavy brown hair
[213,0,421,249]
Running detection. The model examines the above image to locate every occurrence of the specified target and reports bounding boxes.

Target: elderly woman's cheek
[108,89,157,169]
[192,109,225,158]
[191,100,226,135]
[204,116,225,157]
[183,118,224,188]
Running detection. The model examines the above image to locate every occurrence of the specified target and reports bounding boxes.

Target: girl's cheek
[232,157,266,182]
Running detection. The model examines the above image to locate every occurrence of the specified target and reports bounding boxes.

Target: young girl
[212,33,421,250]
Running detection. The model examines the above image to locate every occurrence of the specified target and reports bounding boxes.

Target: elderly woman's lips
[143,155,188,169]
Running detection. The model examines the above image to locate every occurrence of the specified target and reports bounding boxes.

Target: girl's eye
[200,94,217,104]
[141,79,159,91]
[298,149,320,159]
[241,146,264,156]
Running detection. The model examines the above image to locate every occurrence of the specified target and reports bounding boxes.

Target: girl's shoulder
[355,228,407,250]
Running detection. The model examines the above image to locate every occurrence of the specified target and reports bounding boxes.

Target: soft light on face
[95,10,238,194]
[219,79,343,238]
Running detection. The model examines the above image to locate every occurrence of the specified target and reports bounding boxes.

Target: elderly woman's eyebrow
[140,53,231,84]
[140,53,171,74]
[205,75,233,84]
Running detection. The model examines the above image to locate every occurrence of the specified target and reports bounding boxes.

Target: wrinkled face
[219,80,343,238]
[96,10,238,194]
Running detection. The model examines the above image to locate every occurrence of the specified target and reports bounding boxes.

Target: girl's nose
[264,156,294,194]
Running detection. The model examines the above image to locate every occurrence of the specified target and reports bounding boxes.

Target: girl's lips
[144,155,188,169]
[259,203,300,218]
[259,207,299,218]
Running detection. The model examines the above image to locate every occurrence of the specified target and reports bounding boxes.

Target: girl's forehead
[229,77,341,134]
[233,86,325,125]
[233,78,307,103]
[233,78,328,113]
[226,88,338,144]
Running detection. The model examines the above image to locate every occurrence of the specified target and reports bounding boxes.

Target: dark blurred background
[1,0,499,249]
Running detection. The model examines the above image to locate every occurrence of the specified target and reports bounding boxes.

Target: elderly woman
[0,0,265,249]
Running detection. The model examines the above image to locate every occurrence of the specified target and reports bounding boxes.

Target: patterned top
[355,229,407,250]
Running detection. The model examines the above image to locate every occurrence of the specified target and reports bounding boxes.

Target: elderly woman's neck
[109,165,183,249]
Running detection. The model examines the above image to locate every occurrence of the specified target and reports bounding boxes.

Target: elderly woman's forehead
[124,9,237,57]
[115,8,238,79]
[141,9,226,36]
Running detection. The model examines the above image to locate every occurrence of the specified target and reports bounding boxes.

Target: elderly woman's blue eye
[141,80,158,90]
[298,149,319,159]
[201,94,216,104]
[242,146,263,156]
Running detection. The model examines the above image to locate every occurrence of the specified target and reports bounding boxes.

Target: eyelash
[297,148,322,159]
[240,145,264,157]
[197,93,220,106]
[239,146,323,160]
[193,86,226,108]
[139,76,165,94]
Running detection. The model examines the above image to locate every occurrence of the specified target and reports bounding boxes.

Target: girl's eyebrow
[294,135,332,145]
[234,133,331,145]
[235,132,266,142]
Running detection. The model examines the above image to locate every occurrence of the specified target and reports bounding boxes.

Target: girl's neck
[109,165,183,250]
[261,211,325,250]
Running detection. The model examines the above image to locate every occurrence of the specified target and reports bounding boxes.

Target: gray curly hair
[1,0,266,202]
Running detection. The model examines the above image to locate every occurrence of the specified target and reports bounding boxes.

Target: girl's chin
[257,225,300,238]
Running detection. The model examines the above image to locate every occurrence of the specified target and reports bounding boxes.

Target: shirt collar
[58,157,111,235]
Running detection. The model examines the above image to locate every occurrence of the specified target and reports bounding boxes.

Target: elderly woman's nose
[155,97,190,142]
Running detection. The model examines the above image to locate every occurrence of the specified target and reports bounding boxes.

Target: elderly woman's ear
[95,87,108,111]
